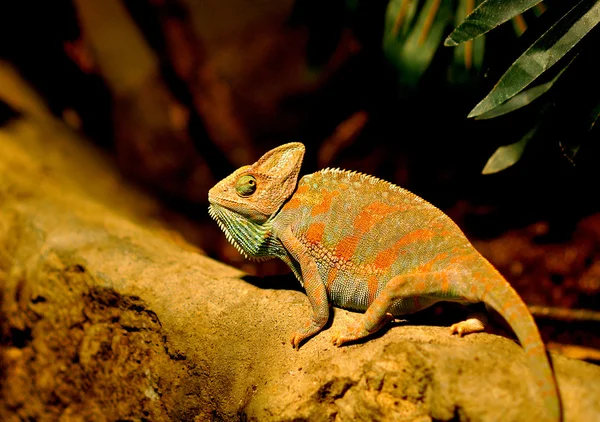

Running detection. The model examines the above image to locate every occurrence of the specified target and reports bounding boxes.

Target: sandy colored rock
[1,81,599,420]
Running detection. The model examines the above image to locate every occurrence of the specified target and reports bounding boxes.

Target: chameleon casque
[208,142,560,421]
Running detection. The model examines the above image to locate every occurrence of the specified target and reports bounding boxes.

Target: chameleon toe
[450,314,487,337]
[290,332,304,350]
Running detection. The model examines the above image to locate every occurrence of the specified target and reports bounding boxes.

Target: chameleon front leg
[279,227,330,349]
[333,270,478,346]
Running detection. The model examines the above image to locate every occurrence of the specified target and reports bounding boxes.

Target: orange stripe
[414,252,448,273]
[367,275,379,305]
[283,184,310,210]
[305,223,325,245]
[326,267,338,292]
[373,229,437,270]
[311,190,340,216]
[334,235,360,262]
[353,201,405,233]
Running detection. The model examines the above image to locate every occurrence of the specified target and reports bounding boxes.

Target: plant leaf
[474,82,550,119]
[482,126,537,174]
[589,100,600,131]
[383,0,454,87]
[452,0,486,75]
[475,57,574,119]
[385,0,420,41]
[469,0,600,118]
[445,0,543,46]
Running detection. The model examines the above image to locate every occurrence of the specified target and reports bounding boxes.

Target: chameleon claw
[450,324,465,337]
[331,333,347,347]
[331,330,366,347]
[331,327,365,347]
[450,315,486,337]
[290,333,302,350]
[332,313,395,347]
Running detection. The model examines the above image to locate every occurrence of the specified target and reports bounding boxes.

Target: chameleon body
[208,143,560,421]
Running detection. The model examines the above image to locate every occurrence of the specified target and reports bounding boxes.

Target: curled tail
[481,263,561,421]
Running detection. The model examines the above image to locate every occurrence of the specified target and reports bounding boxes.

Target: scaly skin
[208,142,561,421]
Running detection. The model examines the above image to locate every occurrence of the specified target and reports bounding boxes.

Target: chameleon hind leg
[332,270,481,346]
[450,312,487,336]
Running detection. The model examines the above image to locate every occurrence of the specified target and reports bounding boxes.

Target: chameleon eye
[235,175,257,197]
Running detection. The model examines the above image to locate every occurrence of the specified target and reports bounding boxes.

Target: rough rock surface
[1,101,600,420]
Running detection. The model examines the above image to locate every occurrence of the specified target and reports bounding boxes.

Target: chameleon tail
[481,265,561,422]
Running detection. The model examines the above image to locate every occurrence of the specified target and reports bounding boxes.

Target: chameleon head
[208,142,305,225]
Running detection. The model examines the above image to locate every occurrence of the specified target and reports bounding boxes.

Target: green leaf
[384,0,419,41]
[475,57,573,119]
[469,0,600,118]
[482,126,537,174]
[383,0,453,87]
[445,0,543,46]
[589,100,600,131]
[475,82,550,119]
[452,0,486,76]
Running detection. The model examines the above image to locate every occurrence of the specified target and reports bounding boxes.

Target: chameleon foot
[290,318,328,349]
[331,313,394,346]
[290,332,306,350]
[331,324,369,346]
[290,330,321,350]
[450,312,487,337]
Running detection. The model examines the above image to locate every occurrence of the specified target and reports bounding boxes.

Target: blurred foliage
[383,0,454,88]
[380,0,600,173]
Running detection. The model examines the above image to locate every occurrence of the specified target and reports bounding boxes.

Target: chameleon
[208,142,560,421]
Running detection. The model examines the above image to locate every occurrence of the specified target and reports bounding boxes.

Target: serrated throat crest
[208,204,280,261]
